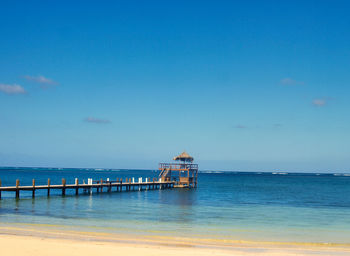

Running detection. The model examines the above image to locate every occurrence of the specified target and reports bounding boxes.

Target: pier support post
[16,179,20,199]
[0,179,2,199]
[47,178,51,196]
[120,178,122,192]
[88,178,93,195]
[62,178,66,196]
[107,178,111,192]
[32,179,35,198]
[75,178,79,195]
[100,178,103,193]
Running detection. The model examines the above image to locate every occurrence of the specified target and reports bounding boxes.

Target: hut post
[62,178,66,196]
[32,179,36,198]
[188,169,190,187]
[100,178,103,193]
[15,179,20,199]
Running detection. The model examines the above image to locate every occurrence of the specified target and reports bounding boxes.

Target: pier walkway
[0,177,174,199]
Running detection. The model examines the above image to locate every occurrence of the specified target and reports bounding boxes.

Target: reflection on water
[158,189,197,207]
[158,189,197,225]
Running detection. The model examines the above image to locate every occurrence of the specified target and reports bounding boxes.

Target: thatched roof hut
[173,151,194,162]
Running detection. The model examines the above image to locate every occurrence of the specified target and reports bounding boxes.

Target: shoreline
[1,223,350,256]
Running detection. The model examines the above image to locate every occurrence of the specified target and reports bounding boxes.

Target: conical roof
[173,151,194,162]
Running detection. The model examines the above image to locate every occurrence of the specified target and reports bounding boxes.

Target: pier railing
[158,163,198,171]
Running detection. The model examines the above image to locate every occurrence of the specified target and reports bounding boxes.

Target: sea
[0,167,350,244]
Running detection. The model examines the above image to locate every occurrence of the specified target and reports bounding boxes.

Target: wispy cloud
[234,125,248,129]
[24,75,58,88]
[0,83,26,95]
[233,124,282,130]
[280,78,304,85]
[312,98,327,107]
[84,117,111,124]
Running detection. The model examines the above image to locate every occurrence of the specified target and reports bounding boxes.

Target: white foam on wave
[200,170,225,174]
[333,173,350,176]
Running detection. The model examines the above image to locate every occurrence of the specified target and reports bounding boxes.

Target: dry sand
[1,225,350,256]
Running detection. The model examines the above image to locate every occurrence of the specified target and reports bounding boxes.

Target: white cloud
[24,75,58,87]
[0,83,26,95]
[312,99,326,106]
[280,78,304,85]
[84,117,111,124]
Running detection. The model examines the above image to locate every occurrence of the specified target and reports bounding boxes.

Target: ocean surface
[1,167,350,244]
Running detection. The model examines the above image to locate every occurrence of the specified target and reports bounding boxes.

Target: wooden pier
[0,177,174,199]
[0,152,198,199]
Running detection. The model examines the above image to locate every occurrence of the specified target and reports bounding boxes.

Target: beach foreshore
[1,224,350,256]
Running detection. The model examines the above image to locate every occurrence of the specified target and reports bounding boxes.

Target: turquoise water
[1,167,350,244]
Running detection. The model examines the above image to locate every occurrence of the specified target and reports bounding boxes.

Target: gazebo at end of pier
[159,152,198,188]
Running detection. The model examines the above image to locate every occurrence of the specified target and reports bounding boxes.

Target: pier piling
[16,179,20,199]
[62,178,66,196]
[32,179,35,198]
[47,178,51,196]
[75,178,79,195]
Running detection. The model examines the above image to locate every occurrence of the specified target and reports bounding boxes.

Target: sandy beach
[1,224,350,256]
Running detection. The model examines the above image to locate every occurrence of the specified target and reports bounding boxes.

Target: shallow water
[1,168,350,243]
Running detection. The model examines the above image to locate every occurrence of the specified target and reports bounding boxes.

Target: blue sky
[0,1,349,172]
